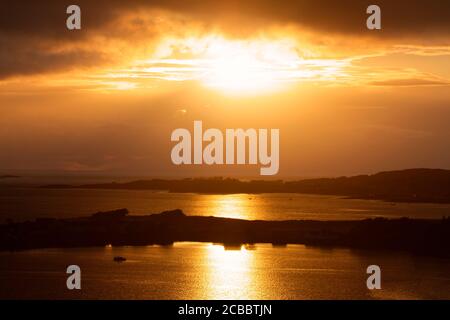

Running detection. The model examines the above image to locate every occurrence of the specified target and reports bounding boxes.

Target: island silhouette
[1,208,449,257]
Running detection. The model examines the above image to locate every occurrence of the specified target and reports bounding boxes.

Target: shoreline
[38,168,450,204]
[1,208,449,257]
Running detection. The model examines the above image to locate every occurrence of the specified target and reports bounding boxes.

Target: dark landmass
[0,175,20,179]
[42,168,450,203]
[1,208,449,257]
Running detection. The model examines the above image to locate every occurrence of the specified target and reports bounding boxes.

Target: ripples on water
[1,243,449,299]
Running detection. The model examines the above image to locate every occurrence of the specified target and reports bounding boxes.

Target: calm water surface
[1,184,449,299]
[1,243,449,299]
[1,187,449,221]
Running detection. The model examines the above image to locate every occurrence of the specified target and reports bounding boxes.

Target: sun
[203,55,273,93]
[198,38,298,94]
[200,47,282,93]
[144,36,303,94]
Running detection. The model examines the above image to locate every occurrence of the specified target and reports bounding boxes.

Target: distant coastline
[0,175,20,179]
[42,168,450,204]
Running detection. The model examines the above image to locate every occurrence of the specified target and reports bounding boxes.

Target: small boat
[113,256,127,262]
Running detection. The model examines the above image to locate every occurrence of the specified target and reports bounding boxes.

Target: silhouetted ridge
[155,209,186,218]
[0,175,20,179]
[91,208,129,219]
[43,169,450,203]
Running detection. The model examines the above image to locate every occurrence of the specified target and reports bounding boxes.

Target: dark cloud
[0,0,449,79]
[0,37,107,79]
[1,0,448,37]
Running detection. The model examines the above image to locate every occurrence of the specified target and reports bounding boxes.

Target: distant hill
[285,168,450,203]
[43,168,450,203]
[0,175,20,179]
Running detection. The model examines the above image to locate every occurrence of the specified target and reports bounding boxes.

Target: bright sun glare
[104,36,348,94]
[197,38,300,93]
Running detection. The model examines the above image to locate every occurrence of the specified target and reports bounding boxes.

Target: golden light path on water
[186,195,255,299]
[207,194,253,220]
[3,241,450,299]
[203,244,256,300]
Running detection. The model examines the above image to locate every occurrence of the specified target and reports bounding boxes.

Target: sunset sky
[0,0,449,177]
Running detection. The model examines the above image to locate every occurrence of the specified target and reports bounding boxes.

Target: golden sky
[0,0,449,177]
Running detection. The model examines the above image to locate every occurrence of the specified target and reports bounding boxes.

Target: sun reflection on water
[207,194,253,220]
[203,243,256,299]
